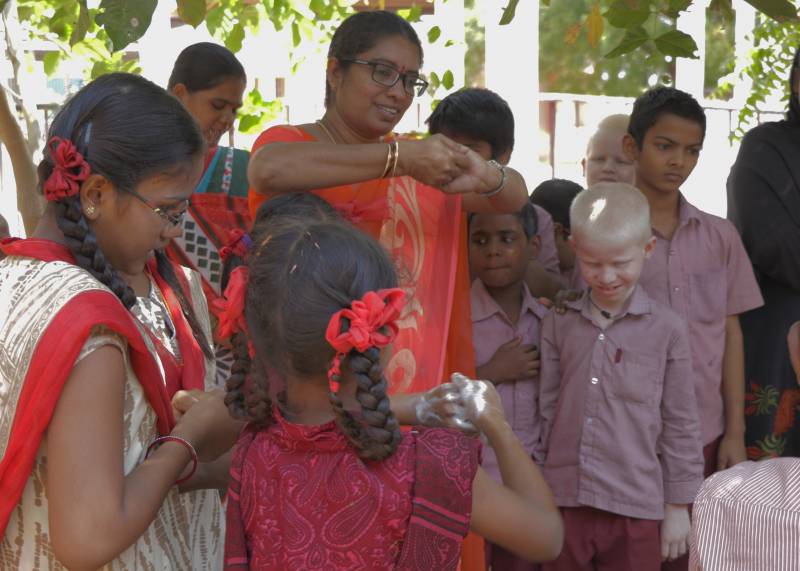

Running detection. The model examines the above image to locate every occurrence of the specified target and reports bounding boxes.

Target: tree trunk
[0,84,41,235]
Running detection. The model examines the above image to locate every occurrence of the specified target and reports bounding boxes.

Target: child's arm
[463,380,563,562]
[718,314,748,470]
[525,259,565,300]
[659,322,704,561]
[537,313,561,450]
[476,337,539,385]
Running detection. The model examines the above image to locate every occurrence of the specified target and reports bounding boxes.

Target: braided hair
[242,219,402,460]
[38,73,211,356]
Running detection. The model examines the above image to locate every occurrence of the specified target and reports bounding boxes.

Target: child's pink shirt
[539,286,704,520]
[533,204,561,276]
[638,195,763,445]
[471,278,549,479]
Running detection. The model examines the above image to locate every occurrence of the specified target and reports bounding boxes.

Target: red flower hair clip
[219,229,253,262]
[43,137,91,202]
[212,266,249,341]
[324,288,405,393]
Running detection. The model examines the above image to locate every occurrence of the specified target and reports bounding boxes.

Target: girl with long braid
[222,219,563,570]
[0,73,240,569]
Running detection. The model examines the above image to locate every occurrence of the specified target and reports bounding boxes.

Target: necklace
[588,290,620,320]
[316,119,338,144]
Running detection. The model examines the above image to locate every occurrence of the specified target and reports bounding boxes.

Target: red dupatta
[0,238,186,532]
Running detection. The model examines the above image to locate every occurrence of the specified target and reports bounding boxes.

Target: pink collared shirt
[471,278,549,480]
[689,458,800,571]
[533,204,561,276]
[539,286,704,520]
[639,196,763,445]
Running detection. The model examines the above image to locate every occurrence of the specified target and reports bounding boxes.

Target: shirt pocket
[609,352,662,406]
[689,269,726,324]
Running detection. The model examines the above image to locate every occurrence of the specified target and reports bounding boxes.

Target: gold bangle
[380,142,393,179]
[389,140,400,178]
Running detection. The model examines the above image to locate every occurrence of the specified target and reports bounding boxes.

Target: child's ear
[171,83,189,102]
[622,133,638,162]
[529,234,541,259]
[497,147,512,166]
[553,222,566,241]
[643,236,657,258]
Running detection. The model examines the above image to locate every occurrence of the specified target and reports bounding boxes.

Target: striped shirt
[690,458,800,570]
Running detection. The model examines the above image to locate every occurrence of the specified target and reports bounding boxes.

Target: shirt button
[598,333,605,341]
[586,418,593,424]
[669,249,676,256]
[590,377,599,385]
[673,286,680,292]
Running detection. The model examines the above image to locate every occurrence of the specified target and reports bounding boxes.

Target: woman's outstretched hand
[399,134,472,191]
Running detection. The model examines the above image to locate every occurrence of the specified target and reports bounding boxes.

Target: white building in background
[0,0,789,235]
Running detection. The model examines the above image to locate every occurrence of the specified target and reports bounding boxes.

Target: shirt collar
[677,193,702,227]
[566,284,652,322]
[471,279,548,323]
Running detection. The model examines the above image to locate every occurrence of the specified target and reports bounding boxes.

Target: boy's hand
[478,338,539,384]
[717,432,747,471]
[551,289,582,314]
[660,503,690,562]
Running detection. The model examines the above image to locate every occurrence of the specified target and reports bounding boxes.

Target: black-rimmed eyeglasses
[127,190,188,227]
[341,59,429,97]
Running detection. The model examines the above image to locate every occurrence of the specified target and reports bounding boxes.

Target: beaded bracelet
[146,435,198,486]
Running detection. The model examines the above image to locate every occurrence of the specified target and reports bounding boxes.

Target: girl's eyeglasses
[127,190,188,227]
[341,59,429,97]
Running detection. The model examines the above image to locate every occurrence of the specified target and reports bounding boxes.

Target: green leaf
[744,0,798,21]
[428,25,441,43]
[605,26,649,57]
[500,0,519,25]
[604,1,649,28]
[291,20,301,47]
[0,0,9,14]
[69,1,91,46]
[708,0,734,18]
[310,0,334,20]
[177,0,206,28]
[204,6,224,35]
[397,5,422,22]
[95,0,157,51]
[43,51,61,76]
[444,39,455,47]
[654,29,699,57]
[225,23,245,52]
[442,69,454,89]
[665,0,693,16]
[238,114,263,133]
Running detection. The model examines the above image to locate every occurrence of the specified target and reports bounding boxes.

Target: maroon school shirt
[638,195,763,445]
[539,286,704,520]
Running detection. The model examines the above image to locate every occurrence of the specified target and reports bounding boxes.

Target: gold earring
[84,203,96,217]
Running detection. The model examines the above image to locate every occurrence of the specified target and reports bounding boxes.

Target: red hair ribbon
[324,288,405,393]
[212,266,249,341]
[219,229,253,262]
[42,137,91,202]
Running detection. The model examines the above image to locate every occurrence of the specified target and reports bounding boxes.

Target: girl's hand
[171,389,205,422]
[660,504,690,562]
[173,390,242,462]
[450,373,508,434]
[415,382,478,433]
[400,135,471,190]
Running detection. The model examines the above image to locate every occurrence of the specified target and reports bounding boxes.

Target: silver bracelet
[480,159,506,198]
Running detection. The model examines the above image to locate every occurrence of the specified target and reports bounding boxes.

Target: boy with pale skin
[582,114,635,187]
[539,183,703,570]
[621,87,763,571]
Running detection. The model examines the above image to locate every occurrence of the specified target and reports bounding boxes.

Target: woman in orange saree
[247,11,529,569]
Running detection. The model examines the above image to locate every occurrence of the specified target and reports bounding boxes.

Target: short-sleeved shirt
[539,286,704,520]
[533,204,561,276]
[471,279,549,477]
[639,196,763,445]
